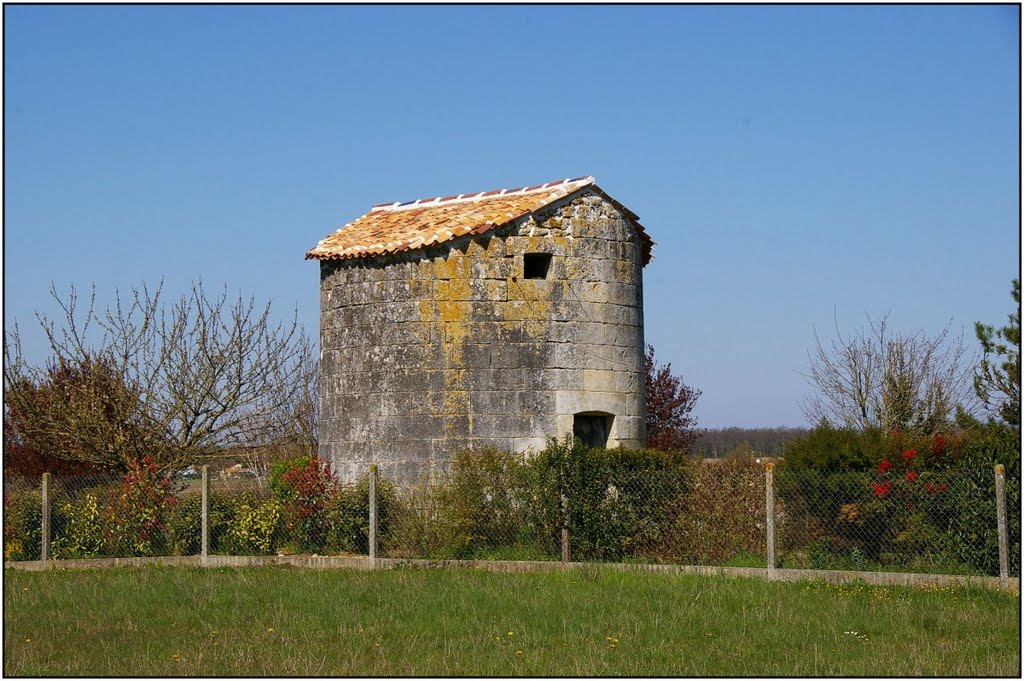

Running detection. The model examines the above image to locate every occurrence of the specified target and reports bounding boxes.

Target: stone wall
[319,190,646,484]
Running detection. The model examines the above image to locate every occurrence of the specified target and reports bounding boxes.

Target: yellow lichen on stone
[614,259,633,283]
[448,277,473,301]
[563,258,585,281]
[441,254,471,279]
[505,277,552,337]
[423,254,474,432]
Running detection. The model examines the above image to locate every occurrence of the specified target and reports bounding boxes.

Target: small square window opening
[524,253,552,279]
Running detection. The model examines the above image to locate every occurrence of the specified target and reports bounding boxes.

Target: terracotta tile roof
[305,176,654,265]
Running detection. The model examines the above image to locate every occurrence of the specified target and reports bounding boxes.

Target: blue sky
[4,5,1020,428]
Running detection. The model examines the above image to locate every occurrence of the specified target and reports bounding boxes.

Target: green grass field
[3,566,1019,676]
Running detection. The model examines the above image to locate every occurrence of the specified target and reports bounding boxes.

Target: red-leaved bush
[105,455,178,556]
[272,455,338,551]
[645,345,702,451]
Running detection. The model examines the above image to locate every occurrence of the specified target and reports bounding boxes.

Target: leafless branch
[800,313,977,433]
[4,281,318,473]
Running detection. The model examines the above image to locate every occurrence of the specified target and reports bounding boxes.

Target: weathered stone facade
[318,190,647,483]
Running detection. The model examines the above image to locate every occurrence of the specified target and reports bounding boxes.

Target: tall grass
[4,566,1019,676]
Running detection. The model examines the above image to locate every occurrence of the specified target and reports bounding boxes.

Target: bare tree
[4,281,315,472]
[800,314,977,434]
[235,333,320,481]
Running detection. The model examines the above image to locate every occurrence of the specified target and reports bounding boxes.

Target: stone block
[614,370,641,394]
[470,390,514,415]
[614,324,642,348]
[463,367,524,392]
[571,237,613,260]
[547,342,577,369]
[587,302,640,327]
[547,321,581,344]
[583,369,616,393]
[574,281,612,304]
[494,299,533,322]
[517,390,555,415]
[490,342,545,370]
[505,235,571,258]
[471,256,515,280]
[472,414,532,439]
[395,368,444,393]
[381,390,439,417]
[444,414,472,437]
[465,320,526,343]
[547,301,580,323]
[525,368,578,392]
[449,277,507,302]
[613,415,645,445]
[460,343,493,369]
[387,415,445,441]
[408,278,432,299]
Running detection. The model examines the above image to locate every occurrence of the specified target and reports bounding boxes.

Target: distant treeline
[693,427,810,458]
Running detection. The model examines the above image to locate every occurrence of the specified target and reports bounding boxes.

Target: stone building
[305,176,654,483]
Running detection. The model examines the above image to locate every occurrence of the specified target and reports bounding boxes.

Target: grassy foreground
[3,566,1019,676]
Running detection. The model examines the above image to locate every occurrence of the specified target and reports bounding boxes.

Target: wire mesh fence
[207,466,377,558]
[775,466,1021,577]
[4,457,1018,582]
[4,467,193,561]
[380,459,772,566]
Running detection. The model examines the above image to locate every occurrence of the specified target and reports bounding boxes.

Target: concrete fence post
[368,464,378,566]
[560,493,570,563]
[201,465,210,566]
[995,463,1009,590]
[765,463,776,580]
[41,472,51,565]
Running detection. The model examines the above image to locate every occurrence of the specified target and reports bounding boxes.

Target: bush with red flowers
[778,419,1018,572]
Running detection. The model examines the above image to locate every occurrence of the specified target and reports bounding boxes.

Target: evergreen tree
[975,278,1021,426]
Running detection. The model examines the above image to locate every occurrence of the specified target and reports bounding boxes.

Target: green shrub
[222,500,283,555]
[932,466,1020,577]
[327,475,398,554]
[779,418,1020,576]
[209,490,262,553]
[50,489,108,559]
[954,416,1021,475]
[381,439,696,562]
[4,490,42,561]
[268,455,316,502]
[531,437,694,562]
[781,425,892,470]
[165,494,203,556]
[382,448,561,561]
[441,448,554,559]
